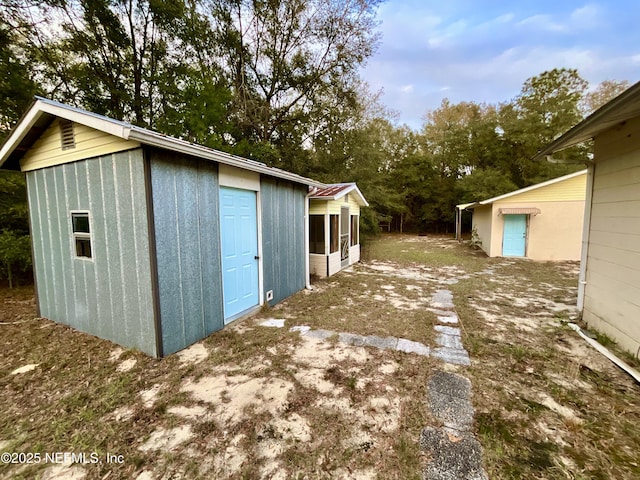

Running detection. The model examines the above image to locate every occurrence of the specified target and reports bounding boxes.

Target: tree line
[0,0,631,284]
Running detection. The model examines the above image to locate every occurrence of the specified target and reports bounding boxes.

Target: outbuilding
[533,80,640,359]
[308,183,369,277]
[456,170,587,260]
[0,97,354,357]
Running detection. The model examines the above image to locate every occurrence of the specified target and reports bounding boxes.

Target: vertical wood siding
[26,149,157,355]
[261,177,306,304]
[150,150,224,356]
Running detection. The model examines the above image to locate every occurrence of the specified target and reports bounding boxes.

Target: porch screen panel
[329,215,339,253]
[309,215,325,254]
[350,215,359,246]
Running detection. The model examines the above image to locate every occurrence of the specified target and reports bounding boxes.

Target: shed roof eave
[0,99,42,168]
[127,128,324,188]
[456,202,477,210]
[1,97,326,188]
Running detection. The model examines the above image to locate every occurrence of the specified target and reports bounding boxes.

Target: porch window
[329,215,339,253]
[350,215,359,246]
[309,215,325,254]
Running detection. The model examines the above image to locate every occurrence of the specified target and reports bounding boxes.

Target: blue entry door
[502,214,527,257]
[219,187,259,322]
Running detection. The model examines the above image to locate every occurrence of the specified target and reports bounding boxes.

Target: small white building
[308,183,368,277]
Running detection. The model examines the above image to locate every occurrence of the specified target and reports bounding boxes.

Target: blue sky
[360,0,640,129]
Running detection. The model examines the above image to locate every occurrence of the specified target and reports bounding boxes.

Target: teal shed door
[502,214,527,257]
[220,187,259,322]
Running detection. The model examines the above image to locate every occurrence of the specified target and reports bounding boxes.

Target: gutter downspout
[577,163,595,311]
[305,187,319,289]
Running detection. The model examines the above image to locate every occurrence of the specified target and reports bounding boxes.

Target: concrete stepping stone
[364,335,398,350]
[396,339,430,356]
[420,427,488,480]
[422,371,488,480]
[338,332,366,346]
[427,372,474,431]
[437,314,458,324]
[431,289,455,309]
[432,348,470,366]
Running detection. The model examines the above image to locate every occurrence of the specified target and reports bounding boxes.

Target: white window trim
[70,210,93,261]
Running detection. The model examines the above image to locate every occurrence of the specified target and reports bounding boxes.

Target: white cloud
[517,14,565,32]
[569,4,601,27]
[360,0,640,129]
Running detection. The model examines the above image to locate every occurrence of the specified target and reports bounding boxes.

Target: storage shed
[308,183,368,277]
[456,170,587,260]
[533,80,640,359]
[0,97,328,357]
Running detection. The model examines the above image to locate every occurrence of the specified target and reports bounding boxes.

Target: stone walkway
[259,288,471,366]
[259,284,487,479]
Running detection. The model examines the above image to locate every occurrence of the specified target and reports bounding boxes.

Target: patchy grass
[1,234,639,479]
[267,267,437,344]
[445,240,640,480]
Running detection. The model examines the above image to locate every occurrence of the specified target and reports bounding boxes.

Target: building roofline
[309,182,369,206]
[0,97,325,188]
[457,169,587,208]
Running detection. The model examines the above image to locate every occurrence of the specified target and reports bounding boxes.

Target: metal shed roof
[0,97,325,188]
[309,182,369,206]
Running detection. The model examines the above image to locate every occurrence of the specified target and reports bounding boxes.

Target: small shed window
[329,215,339,253]
[350,215,359,246]
[71,212,92,258]
[309,215,325,254]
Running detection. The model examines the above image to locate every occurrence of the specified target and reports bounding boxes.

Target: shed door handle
[255,255,260,260]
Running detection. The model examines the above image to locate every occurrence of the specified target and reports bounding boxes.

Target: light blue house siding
[261,177,307,304]
[25,149,157,356]
[149,150,225,356]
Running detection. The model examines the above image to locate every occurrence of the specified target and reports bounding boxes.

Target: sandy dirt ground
[1,234,638,480]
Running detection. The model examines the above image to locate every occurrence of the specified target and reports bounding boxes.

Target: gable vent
[59,119,76,150]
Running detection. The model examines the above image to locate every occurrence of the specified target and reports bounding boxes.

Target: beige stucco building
[534,81,640,359]
[457,170,587,260]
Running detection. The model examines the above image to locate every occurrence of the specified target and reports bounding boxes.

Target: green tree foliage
[306,85,414,232]
[0,229,31,287]
[393,100,509,231]
[0,2,39,140]
[0,172,30,287]
[457,168,518,204]
[8,0,232,143]
[581,79,630,115]
[0,0,635,249]
[204,0,382,168]
[499,68,588,187]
